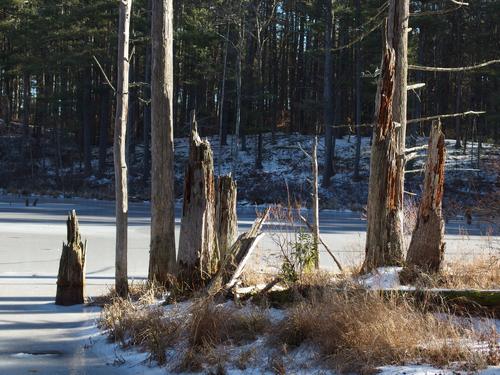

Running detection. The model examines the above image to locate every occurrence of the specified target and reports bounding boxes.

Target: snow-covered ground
[0,195,498,374]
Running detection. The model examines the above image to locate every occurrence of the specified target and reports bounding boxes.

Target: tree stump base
[55,210,87,306]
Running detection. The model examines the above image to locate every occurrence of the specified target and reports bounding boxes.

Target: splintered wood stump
[216,175,238,262]
[56,210,87,305]
[406,120,446,273]
[207,208,270,296]
[178,117,218,286]
[363,38,404,272]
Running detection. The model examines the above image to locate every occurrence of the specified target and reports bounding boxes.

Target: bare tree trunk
[143,0,152,185]
[149,0,177,284]
[389,0,409,260]
[216,175,237,262]
[56,210,86,306]
[363,1,408,272]
[114,0,132,298]
[406,120,446,273]
[322,0,334,187]
[353,0,362,181]
[312,136,320,269]
[363,36,401,272]
[178,114,218,286]
[218,24,229,176]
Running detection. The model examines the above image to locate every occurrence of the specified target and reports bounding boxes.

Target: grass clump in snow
[403,256,500,290]
[277,289,499,373]
[99,298,181,365]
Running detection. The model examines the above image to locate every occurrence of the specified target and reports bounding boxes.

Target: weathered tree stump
[178,115,218,287]
[406,120,446,273]
[56,210,87,305]
[216,175,238,262]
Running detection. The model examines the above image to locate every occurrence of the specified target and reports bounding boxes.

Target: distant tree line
[0,0,499,183]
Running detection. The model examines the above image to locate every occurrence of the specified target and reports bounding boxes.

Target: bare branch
[409,59,500,72]
[406,111,486,124]
[92,55,116,93]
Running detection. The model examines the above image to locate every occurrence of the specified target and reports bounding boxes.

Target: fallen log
[207,208,270,295]
[55,210,87,306]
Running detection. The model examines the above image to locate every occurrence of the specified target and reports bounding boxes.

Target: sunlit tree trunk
[114,0,132,297]
[149,0,177,283]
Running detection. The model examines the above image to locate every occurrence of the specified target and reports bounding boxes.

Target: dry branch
[207,208,270,295]
[409,59,500,72]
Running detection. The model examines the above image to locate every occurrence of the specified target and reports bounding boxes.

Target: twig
[298,214,343,272]
[296,142,312,160]
[92,55,116,93]
[409,59,500,72]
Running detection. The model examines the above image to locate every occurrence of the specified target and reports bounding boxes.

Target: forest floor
[0,195,498,374]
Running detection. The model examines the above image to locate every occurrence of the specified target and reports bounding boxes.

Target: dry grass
[99,298,181,365]
[90,280,166,306]
[277,289,499,374]
[188,298,270,348]
[409,256,500,289]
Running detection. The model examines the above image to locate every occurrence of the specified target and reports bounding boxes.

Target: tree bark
[114,0,132,298]
[178,114,218,287]
[56,210,86,306]
[216,175,238,262]
[312,137,320,269]
[322,0,334,187]
[143,0,152,185]
[353,0,362,181]
[149,0,177,284]
[363,35,402,272]
[406,120,446,273]
[363,1,408,272]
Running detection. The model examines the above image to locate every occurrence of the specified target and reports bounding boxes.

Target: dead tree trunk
[363,36,403,272]
[406,120,446,273]
[56,210,86,306]
[178,114,219,286]
[312,136,320,269]
[216,175,238,262]
[114,0,132,298]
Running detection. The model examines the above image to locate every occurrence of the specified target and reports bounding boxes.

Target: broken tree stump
[178,114,219,287]
[56,210,87,305]
[207,208,270,296]
[363,37,404,272]
[216,175,238,262]
[406,120,446,273]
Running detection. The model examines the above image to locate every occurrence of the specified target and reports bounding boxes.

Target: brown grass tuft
[277,290,499,373]
[99,298,181,365]
[408,256,500,289]
[188,298,269,348]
